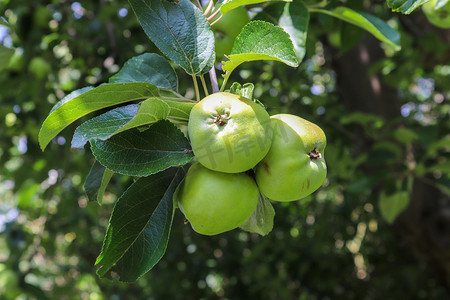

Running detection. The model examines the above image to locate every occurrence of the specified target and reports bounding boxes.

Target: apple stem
[209,14,223,26]
[192,75,200,102]
[194,0,203,11]
[209,66,220,93]
[207,9,221,22]
[204,0,214,16]
[200,75,209,96]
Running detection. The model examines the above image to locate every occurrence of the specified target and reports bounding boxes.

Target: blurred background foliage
[0,0,449,299]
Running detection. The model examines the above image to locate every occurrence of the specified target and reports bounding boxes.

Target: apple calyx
[309,147,322,160]
[213,113,230,126]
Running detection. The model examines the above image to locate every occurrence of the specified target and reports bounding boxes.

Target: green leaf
[95,167,186,281]
[128,0,215,75]
[387,0,429,14]
[309,7,401,50]
[220,0,288,15]
[116,99,171,133]
[393,128,418,145]
[109,53,178,92]
[49,86,94,113]
[72,99,195,148]
[90,120,194,177]
[426,136,450,157]
[0,45,15,71]
[84,161,114,203]
[72,99,169,149]
[222,21,298,86]
[241,83,255,100]
[339,21,365,52]
[379,191,410,224]
[240,193,275,236]
[39,82,160,151]
[255,0,309,62]
[164,100,196,121]
[229,82,242,94]
[73,104,140,149]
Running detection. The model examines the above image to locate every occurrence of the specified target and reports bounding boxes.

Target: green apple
[254,114,327,201]
[212,6,250,59]
[188,92,272,173]
[423,0,450,29]
[175,162,259,235]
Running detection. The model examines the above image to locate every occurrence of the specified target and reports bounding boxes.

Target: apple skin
[254,114,327,201]
[423,0,450,29]
[188,92,272,173]
[175,162,259,235]
[212,6,250,59]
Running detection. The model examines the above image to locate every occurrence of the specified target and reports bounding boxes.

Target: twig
[210,14,224,26]
[204,0,214,16]
[192,75,200,101]
[195,0,203,11]
[207,8,221,22]
[200,75,209,96]
[209,65,219,93]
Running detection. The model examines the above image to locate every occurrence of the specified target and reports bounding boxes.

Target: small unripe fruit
[255,114,327,201]
[175,162,259,235]
[188,92,272,173]
[423,0,450,29]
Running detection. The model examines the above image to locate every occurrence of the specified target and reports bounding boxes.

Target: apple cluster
[174,92,327,235]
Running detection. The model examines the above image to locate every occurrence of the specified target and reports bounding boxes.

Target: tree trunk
[331,33,450,290]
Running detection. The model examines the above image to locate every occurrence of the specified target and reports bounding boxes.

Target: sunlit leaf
[309,7,401,50]
[222,21,298,87]
[39,82,160,151]
[128,0,215,75]
[255,0,309,62]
